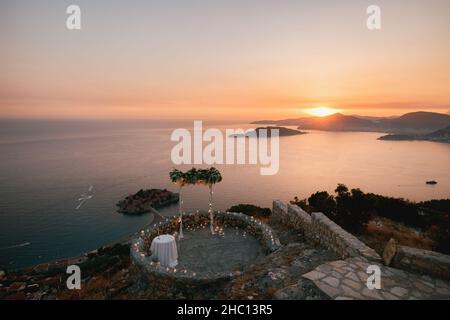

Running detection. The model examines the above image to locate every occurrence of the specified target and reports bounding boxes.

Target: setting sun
[305,107,339,117]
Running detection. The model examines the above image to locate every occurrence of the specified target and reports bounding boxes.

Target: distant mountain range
[378,126,450,143]
[251,111,450,134]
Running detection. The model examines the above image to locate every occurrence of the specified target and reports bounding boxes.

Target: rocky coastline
[1,201,449,300]
[0,211,331,300]
[378,125,450,143]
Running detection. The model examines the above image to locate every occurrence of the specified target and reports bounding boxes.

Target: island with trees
[230,126,307,138]
[116,189,179,215]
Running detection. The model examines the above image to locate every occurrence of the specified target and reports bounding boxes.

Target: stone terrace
[272,200,450,300]
[303,257,450,300]
[1,203,449,300]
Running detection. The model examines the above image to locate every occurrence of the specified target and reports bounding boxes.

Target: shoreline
[4,208,166,274]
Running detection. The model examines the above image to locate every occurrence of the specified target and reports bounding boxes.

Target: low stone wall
[131,211,281,295]
[272,200,287,222]
[272,201,311,235]
[310,212,381,262]
[272,200,381,262]
[384,241,450,280]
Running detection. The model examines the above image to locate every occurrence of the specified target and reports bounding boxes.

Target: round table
[150,234,178,268]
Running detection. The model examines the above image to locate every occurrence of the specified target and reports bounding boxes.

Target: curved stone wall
[130,211,281,291]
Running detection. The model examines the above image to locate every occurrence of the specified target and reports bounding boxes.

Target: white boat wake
[76,185,94,209]
[0,242,31,250]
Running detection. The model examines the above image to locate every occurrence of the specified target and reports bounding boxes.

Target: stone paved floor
[220,242,337,300]
[303,257,450,300]
[220,218,339,300]
[177,227,265,275]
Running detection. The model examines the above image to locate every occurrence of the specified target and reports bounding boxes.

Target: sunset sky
[1,0,449,120]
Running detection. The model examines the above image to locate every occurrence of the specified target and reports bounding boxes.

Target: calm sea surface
[1,120,449,268]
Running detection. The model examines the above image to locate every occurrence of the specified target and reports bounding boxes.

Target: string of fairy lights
[169,167,223,238]
[133,211,277,278]
[131,168,277,277]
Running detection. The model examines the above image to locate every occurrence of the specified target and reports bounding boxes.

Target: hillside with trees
[291,184,450,254]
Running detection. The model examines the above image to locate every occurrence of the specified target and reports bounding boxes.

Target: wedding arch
[169,167,223,238]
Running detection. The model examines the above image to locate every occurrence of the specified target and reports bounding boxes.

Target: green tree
[290,197,310,212]
[308,191,336,215]
[334,184,370,234]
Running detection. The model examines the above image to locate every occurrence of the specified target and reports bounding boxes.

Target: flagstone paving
[303,257,450,300]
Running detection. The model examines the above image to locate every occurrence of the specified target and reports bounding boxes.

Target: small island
[116,188,179,215]
[230,126,307,138]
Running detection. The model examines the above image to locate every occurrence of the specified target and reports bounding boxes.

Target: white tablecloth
[150,234,178,268]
